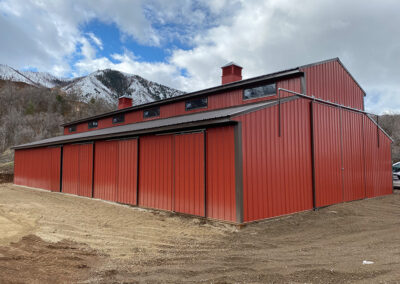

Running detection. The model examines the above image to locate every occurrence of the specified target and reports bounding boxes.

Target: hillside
[0,81,114,164]
[378,114,400,162]
[0,64,67,88]
[0,64,184,105]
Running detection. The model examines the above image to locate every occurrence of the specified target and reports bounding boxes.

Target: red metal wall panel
[50,147,61,192]
[341,111,366,201]
[117,139,138,205]
[174,132,205,216]
[363,116,393,197]
[14,147,60,191]
[93,140,118,202]
[313,103,343,207]
[62,144,93,197]
[138,135,173,211]
[206,126,236,222]
[234,98,313,222]
[301,60,364,110]
[62,145,80,195]
[78,144,94,197]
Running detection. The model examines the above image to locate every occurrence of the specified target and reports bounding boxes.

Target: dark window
[243,83,276,100]
[185,97,208,111]
[68,125,77,133]
[143,107,160,118]
[112,114,125,124]
[88,120,98,129]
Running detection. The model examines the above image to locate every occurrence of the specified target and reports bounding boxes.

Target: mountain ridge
[0,64,184,105]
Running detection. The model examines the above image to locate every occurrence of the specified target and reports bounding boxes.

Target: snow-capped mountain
[0,64,38,86]
[62,69,184,105]
[21,70,68,88]
[0,64,184,105]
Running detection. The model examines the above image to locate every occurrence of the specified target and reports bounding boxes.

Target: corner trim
[234,122,244,223]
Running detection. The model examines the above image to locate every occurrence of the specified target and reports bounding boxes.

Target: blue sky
[0,0,399,114]
[81,20,169,64]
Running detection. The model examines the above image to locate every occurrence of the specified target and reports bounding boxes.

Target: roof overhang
[61,68,302,127]
[14,97,297,150]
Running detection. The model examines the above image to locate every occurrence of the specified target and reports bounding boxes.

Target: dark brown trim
[361,116,367,198]
[59,146,63,193]
[161,129,205,136]
[390,143,394,191]
[12,149,16,185]
[310,101,316,209]
[234,122,244,224]
[135,137,140,206]
[61,69,302,127]
[203,129,207,218]
[91,142,95,198]
[339,107,345,201]
[172,135,176,212]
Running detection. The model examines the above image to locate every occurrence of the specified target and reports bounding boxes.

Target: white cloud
[0,0,399,113]
[87,32,103,50]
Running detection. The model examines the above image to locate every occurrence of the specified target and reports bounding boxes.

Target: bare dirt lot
[0,184,399,283]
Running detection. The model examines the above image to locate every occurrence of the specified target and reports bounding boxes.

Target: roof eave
[61,68,302,127]
[15,98,294,150]
[13,118,235,150]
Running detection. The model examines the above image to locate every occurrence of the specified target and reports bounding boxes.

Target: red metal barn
[13,58,393,224]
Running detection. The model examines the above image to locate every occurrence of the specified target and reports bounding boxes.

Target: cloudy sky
[0,0,399,114]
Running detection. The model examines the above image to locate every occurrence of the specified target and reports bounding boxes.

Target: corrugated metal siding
[93,140,118,202]
[14,147,60,191]
[313,103,390,207]
[206,126,236,222]
[117,139,138,205]
[341,110,365,201]
[78,144,94,197]
[209,89,242,109]
[174,132,205,216]
[50,147,61,192]
[138,135,173,210]
[62,144,93,197]
[301,60,364,110]
[276,77,302,99]
[313,103,343,207]
[62,145,80,195]
[364,116,393,197]
[234,98,313,222]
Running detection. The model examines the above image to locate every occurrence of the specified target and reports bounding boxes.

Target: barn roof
[13,97,296,150]
[61,57,367,128]
[61,68,301,127]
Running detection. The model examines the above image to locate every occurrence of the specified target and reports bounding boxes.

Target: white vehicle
[393,162,400,187]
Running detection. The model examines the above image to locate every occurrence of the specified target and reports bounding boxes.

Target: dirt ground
[0,184,399,283]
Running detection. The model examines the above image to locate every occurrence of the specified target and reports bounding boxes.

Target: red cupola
[221,62,242,85]
[118,95,133,110]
